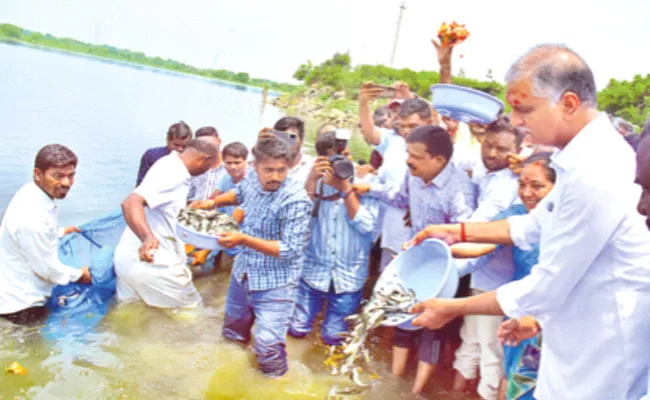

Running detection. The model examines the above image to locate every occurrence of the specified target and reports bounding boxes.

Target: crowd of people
[1,42,650,400]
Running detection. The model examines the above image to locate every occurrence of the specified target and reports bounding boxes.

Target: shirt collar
[29,182,58,212]
[170,151,191,181]
[484,166,517,180]
[551,113,612,171]
[430,161,454,188]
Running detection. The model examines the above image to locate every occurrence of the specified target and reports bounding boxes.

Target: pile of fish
[325,279,417,397]
[177,207,239,235]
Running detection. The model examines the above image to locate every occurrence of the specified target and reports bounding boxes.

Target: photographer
[289,128,380,346]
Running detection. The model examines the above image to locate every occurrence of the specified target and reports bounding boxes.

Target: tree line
[293,52,650,129]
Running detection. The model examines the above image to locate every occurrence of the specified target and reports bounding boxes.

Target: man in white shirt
[408,44,650,400]
[115,136,220,308]
[272,116,315,185]
[452,117,521,400]
[0,144,91,325]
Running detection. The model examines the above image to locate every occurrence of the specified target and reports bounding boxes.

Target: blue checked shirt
[368,161,477,232]
[232,172,312,291]
[303,181,381,294]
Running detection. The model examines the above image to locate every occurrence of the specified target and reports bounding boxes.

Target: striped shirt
[368,161,477,232]
[187,164,227,201]
[302,181,381,294]
[232,172,312,291]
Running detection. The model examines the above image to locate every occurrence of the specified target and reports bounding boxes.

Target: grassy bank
[0,23,295,94]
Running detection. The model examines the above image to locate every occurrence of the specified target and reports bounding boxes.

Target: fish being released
[325,279,416,397]
[177,207,240,236]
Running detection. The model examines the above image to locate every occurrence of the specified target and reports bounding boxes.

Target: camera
[314,130,354,180]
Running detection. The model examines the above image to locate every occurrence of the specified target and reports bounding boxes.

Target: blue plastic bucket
[430,84,504,125]
[377,239,459,331]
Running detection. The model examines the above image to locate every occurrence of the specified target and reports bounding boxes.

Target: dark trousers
[0,306,49,326]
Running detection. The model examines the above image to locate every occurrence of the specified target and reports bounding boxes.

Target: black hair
[485,115,523,147]
[373,106,392,128]
[522,152,556,183]
[34,144,78,172]
[399,99,432,120]
[252,137,292,163]
[195,126,219,138]
[183,137,220,157]
[273,116,305,140]
[406,125,453,160]
[166,120,193,141]
[222,142,248,159]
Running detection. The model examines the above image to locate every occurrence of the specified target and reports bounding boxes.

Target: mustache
[407,163,416,169]
[267,181,282,185]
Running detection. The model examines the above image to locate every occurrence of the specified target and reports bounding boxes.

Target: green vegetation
[292,52,650,129]
[0,23,295,93]
[598,74,650,128]
[2,23,648,130]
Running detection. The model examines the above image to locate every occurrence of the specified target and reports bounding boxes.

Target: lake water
[0,42,283,226]
[0,43,473,399]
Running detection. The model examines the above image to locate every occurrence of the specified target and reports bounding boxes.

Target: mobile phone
[270,130,298,147]
[372,84,397,99]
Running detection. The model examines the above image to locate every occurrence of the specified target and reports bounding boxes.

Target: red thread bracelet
[460,222,467,242]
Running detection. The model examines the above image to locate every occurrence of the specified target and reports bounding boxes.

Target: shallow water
[1,263,477,400]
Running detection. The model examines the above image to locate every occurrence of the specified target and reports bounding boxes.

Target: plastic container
[430,84,504,125]
[377,239,459,331]
[175,222,223,251]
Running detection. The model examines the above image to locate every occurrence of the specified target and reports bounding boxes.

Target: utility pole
[390,2,406,67]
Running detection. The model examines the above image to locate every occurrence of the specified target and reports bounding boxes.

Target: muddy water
[1,261,478,400]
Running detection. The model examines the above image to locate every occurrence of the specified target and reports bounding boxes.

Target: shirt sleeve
[136,150,151,187]
[278,200,312,261]
[455,208,512,277]
[496,173,625,319]
[469,177,518,222]
[348,197,381,235]
[367,171,410,210]
[216,174,232,192]
[449,178,478,223]
[373,128,393,157]
[18,223,82,285]
[134,159,185,210]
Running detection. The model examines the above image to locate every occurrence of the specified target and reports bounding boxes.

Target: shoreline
[0,39,283,97]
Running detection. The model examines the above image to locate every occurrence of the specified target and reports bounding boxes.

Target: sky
[1,0,649,90]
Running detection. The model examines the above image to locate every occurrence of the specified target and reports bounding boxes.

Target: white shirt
[450,122,481,175]
[116,152,191,259]
[289,153,315,187]
[187,164,227,201]
[0,182,82,314]
[457,167,520,291]
[374,128,413,253]
[496,114,650,400]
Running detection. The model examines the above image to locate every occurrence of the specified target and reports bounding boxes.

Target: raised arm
[358,82,384,146]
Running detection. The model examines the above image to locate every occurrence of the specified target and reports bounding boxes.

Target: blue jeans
[222,275,298,376]
[288,280,363,346]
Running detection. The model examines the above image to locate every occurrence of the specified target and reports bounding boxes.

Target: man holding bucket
[408,44,650,399]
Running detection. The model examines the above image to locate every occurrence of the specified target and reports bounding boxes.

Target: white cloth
[0,182,82,314]
[374,128,412,253]
[453,314,505,400]
[289,153,315,187]
[457,167,519,291]
[115,152,201,308]
[451,122,481,175]
[496,113,650,400]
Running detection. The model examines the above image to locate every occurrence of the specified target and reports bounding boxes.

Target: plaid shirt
[302,181,381,294]
[368,161,477,232]
[232,172,312,291]
[187,164,227,201]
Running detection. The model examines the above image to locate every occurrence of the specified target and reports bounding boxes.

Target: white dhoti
[114,241,201,309]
